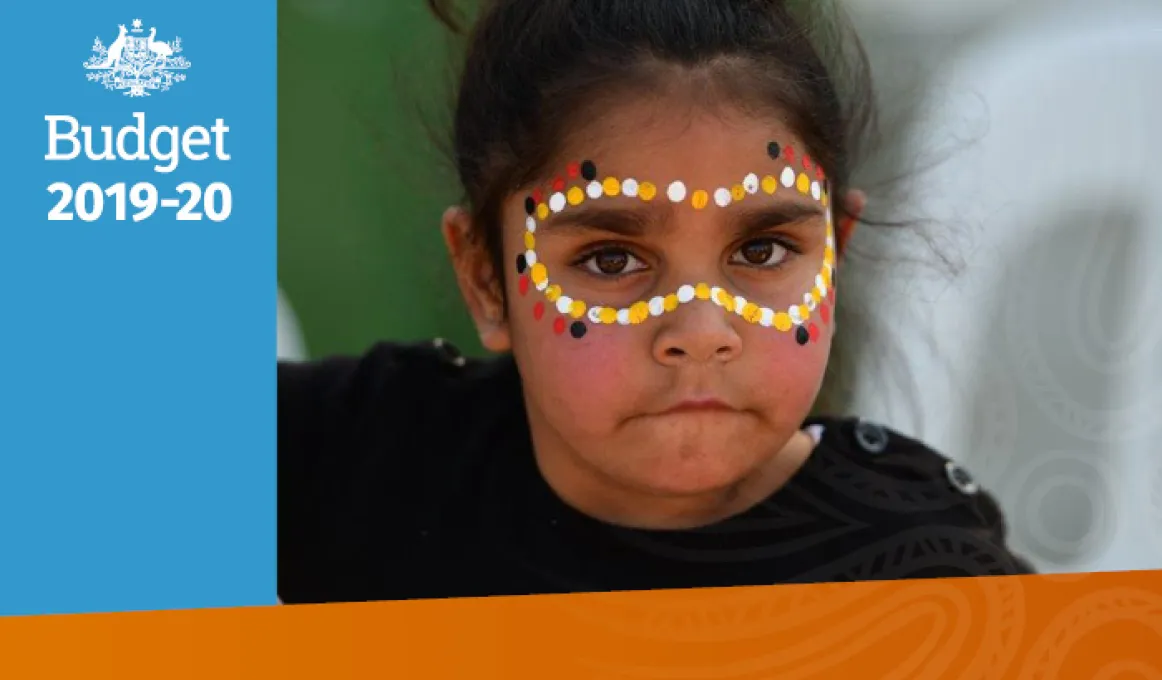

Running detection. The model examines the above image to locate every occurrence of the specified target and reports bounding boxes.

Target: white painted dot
[536,278,549,292]
[648,297,666,317]
[826,233,835,248]
[714,188,732,208]
[760,308,774,327]
[781,166,796,188]
[525,250,537,266]
[667,181,687,203]
[677,285,696,304]
[588,307,603,324]
[811,181,821,201]
[743,173,759,194]
[789,305,803,325]
[816,274,825,292]
[805,294,817,312]
[733,296,748,315]
[526,216,537,233]
[622,178,639,198]
[549,193,566,212]
[587,181,603,199]
[616,308,631,326]
[556,296,573,315]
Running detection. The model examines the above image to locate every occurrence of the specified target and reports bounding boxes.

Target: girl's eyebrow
[731,203,826,238]
[539,204,662,237]
[536,201,825,238]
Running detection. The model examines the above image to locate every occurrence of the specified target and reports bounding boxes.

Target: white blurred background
[840,0,1162,574]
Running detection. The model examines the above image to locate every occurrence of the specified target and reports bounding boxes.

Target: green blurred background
[278,0,482,361]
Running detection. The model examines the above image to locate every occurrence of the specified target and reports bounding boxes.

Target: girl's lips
[659,398,735,414]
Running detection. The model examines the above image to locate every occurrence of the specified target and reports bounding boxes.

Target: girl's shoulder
[278,338,518,423]
[277,338,523,473]
[798,415,1036,577]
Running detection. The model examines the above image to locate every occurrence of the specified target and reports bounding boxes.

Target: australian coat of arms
[83,19,191,96]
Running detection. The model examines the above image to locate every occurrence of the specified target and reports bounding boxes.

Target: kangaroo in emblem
[93,24,129,70]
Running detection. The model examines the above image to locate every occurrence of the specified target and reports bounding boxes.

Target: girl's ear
[836,189,865,257]
[441,206,513,353]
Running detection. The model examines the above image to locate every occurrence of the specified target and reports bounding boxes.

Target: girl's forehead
[543,100,805,185]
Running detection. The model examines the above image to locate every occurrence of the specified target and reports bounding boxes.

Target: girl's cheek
[526,322,640,395]
[745,318,834,400]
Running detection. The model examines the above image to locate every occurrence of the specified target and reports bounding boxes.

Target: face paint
[518,140,838,346]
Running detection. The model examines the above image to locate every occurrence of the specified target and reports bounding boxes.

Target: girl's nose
[652,298,743,366]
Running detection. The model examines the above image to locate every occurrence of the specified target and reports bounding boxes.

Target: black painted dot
[767,141,781,160]
[795,325,810,346]
[570,321,588,339]
[516,253,528,274]
[524,196,536,215]
[580,160,597,181]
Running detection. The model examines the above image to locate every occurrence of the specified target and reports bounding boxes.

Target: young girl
[278,0,1032,604]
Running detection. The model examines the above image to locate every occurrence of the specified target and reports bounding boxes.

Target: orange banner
[1,571,1161,678]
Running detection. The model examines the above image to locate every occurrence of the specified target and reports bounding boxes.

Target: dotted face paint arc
[518,140,838,346]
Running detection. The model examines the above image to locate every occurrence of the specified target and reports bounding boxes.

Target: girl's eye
[731,238,789,268]
[579,248,648,276]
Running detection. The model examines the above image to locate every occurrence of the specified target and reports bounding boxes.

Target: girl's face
[448,97,857,520]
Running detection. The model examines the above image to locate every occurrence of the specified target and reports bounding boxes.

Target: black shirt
[278,340,1033,604]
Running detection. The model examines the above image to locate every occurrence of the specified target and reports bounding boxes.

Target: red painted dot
[519,275,530,296]
[808,323,821,343]
[803,155,812,171]
[566,162,580,178]
[533,302,545,321]
[820,303,831,324]
[784,146,795,163]
[816,166,825,180]
[532,188,544,204]
[553,317,566,335]
[552,177,566,192]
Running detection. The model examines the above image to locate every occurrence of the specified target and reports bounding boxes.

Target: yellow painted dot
[663,294,679,312]
[774,312,793,332]
[536,203,549,220]
[691,190,709,210]
[530,263,548,285]
[638,182,657,201]
[821,192,829,208]
[722,294,736,313]
[567,186,585,206]
[811,288,822,303]
[761,175,778,194]
[523,232,536,250]
[731,184,746,201]
[742,302,762,324]
[546,285,562,303]
[824,246,835,264]
[796,173,810,194]
[599,307,618,325]
[603,177,621,197]
[695,283,711,300]
[629,302,650,324]
[798,305,810,321]
[570,300,587,318]
[822,267,832,288]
